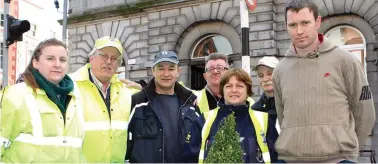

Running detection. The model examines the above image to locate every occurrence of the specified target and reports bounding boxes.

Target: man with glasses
[196,53,229,116]
[70,36,136,163]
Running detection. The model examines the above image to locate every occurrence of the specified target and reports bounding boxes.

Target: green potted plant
[205,113,244,163]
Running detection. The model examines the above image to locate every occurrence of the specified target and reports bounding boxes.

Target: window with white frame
[325,26,367,71]
[27,49,33,63]
[28,24,37,37]
[49,31,56,38]
[1,13,4,27]
[191,35,233,59]
[0,42,3,69]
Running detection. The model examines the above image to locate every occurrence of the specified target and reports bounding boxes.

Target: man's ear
[177,66,182,77]
[316,15,322,29]
[89,56,94,63]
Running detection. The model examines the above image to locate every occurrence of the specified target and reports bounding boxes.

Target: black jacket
[126,78,205,163]
[251,93,279,162]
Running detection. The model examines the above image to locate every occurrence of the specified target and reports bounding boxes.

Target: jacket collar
[218,98,250,113]
[252,92,276,114]
[143,78,195,104]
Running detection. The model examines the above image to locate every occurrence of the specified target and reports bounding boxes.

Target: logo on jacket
[359,85,372,100]
[186,132,191,143]
[324,72,331,77]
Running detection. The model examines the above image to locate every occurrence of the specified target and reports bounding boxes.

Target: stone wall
[67,0,378,161]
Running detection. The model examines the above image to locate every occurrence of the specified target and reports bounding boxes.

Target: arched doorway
[190,34,233,90]
[325,26,367,71]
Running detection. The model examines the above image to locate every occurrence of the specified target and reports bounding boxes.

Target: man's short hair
[285,0,319,22]
[205,53,229,65]
[220,68,253,97]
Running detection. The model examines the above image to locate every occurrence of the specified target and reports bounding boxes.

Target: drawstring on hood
[285,34,338,59]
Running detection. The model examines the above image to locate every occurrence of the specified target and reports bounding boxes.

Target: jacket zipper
[148,102,165,162]
[177,94,194,158]
[144,90,193,163]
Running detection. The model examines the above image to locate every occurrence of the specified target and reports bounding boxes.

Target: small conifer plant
[205,113,244,163]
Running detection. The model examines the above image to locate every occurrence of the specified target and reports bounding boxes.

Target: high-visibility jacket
[178,82,212,118]
[195,89,210,117]
[0,82,86,163]
[70,64,133,163]
[199,98,271,163]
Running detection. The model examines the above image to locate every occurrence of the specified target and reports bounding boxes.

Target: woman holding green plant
[199,68,272,163]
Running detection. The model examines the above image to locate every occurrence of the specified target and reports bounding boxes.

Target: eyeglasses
[205,66,228,73]
[96,52,122,64]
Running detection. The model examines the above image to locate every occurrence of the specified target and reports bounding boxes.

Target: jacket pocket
[275,125,358,159]
[129,111,161,162]
[132,111,159,139]
[4,137,39,163]
[242,137,261,163]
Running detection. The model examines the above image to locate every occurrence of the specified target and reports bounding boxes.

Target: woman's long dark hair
[23,38,67,91]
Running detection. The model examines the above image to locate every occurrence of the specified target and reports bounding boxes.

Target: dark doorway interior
[191,65,206,90]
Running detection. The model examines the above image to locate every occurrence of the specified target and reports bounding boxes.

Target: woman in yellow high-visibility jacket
[0,38,86,163]
[199,68,272,163]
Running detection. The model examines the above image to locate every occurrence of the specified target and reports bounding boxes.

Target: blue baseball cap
[153,51,179,66]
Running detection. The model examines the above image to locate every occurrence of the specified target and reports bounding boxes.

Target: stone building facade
[67,0,378,161]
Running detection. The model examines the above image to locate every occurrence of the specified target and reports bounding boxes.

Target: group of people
[0,0,376,163]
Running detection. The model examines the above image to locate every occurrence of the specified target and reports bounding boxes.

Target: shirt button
[60,117,63,119]
[103,111,106,113]
[159,149,162,152]
[67,117,70,120]
[111,109,114,111]
[159,129,162,131]
[63,140,67,143]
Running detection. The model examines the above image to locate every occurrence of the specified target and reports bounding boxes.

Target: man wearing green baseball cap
[70,36,136,163]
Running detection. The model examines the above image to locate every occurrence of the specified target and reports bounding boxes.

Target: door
[191,66,206,90]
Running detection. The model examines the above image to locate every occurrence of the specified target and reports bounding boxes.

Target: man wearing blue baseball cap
[126,51,205,163]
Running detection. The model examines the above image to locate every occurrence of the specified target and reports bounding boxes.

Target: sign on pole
[245,0,258,12]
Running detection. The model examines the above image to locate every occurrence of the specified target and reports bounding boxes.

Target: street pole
[62,0,68,42]
[2,0,11,87]
[240,0,250,75]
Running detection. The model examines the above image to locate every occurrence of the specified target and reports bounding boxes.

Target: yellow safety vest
[198,98,271,163]
[0,82,86,163]
[196,89,209,112]
[177,82,216,119]
[178,82,211,117]
[70,64,133,163]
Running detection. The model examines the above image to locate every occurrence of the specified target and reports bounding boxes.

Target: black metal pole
[2,0,11,87]
[240,0,250,75]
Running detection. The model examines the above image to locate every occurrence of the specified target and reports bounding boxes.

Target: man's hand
[120,79,142,90]
[193,99,198,105]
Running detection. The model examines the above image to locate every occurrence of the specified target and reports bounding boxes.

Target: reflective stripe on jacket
[70,63,132,163]
[0,82,86,163]
[199,98,271,163]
